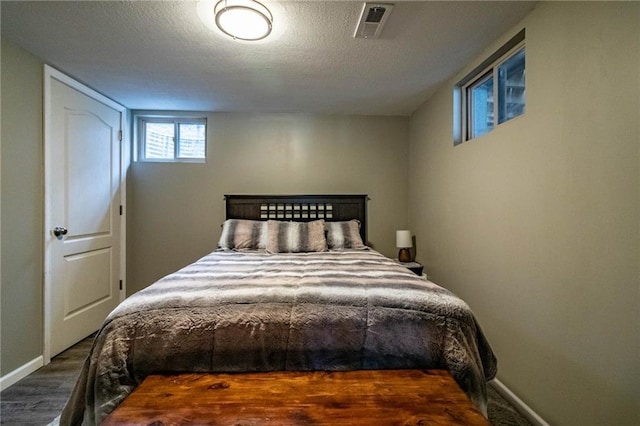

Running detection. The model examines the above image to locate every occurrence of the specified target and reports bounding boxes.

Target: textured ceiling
[1,1,537,116]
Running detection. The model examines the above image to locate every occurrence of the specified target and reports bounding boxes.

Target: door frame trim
[43,65,128,364]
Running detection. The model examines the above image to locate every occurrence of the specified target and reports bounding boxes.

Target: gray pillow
[266,220,327,253]
[217,219,267,250]
[325,220,366,250]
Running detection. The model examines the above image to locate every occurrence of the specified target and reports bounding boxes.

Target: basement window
[454,29,525,145]
[137,115,207,162]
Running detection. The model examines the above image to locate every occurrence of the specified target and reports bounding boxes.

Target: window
[454,29,525,145]
[497,48,525,124]
[469,72,494,139]
[137,116,207,162]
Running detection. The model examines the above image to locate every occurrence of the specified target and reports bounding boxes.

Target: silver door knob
[52,226,68,238]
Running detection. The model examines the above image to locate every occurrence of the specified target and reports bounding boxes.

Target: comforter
[60,249,497,425]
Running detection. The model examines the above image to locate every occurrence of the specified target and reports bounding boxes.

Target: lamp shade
[396,230,412,248]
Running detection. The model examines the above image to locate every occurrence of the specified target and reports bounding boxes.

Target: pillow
[217,219,268,250]
[266,220,327,253]
[325,220,367,250]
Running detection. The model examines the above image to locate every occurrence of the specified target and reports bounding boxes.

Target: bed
[60,194,496,425]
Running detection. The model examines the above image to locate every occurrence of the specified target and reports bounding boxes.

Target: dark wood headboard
[225,194,368,243]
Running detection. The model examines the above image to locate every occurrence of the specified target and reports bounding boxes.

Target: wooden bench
[102,369,489,425]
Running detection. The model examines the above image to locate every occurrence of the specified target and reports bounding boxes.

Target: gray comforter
[60,249,497,425]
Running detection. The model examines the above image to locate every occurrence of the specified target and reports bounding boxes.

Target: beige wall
[127,113,409,294]
[408,2,639,425]
[0,39,44,375]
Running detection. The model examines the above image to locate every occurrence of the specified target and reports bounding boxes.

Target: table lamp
[396,230,412,262]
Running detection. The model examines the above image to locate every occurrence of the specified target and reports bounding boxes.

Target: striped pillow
[325,220,366,250]
[266,220,327,253]
[217,219,268,250]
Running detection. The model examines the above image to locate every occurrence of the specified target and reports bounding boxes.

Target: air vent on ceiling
[353,2,394,39]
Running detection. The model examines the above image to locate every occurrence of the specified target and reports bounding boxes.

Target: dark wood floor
[0,335,531,426]
[0,336,93,425]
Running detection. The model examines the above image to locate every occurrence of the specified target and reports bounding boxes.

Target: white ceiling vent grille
[353,2,394,39]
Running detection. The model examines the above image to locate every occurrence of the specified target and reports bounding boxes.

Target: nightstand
[396,261,425,279]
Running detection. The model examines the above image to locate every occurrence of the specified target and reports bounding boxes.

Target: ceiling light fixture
[214,0,273,41]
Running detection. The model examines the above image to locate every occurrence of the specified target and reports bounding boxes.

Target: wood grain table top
[102,369,489,425]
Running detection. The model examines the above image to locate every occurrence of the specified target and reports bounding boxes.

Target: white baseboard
[490,378,550,426]
[0,355,44,391]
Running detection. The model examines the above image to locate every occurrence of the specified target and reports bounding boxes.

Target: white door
[44,66,126,359]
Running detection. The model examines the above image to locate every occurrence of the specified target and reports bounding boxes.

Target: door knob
[52,226,68,238]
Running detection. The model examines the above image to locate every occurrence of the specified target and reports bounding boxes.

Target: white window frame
[454,29,525,145]
[135,114,207,163]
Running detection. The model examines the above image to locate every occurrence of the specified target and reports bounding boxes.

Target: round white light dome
[214,0,273,41]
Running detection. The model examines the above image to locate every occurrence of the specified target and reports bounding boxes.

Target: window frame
[454,29,525,145]
[136,114,207,163]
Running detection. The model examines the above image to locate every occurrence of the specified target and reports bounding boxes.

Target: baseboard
[0,355,44,391]
[490,378,550,426]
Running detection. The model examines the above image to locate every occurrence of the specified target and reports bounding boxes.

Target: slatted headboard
[225,194,368,243]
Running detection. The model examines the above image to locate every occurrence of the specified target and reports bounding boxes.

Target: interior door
[44,66,125,358]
